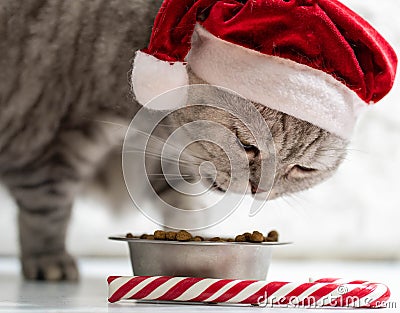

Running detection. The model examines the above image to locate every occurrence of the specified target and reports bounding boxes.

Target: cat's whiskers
[313,152,351,164]
[86,118,201,166]
[146,173,193,177]
[89,118,214,166]
[153,122,177,128]
[123,149,198,168]
[285,193,306,209]
[318,147,366,154]
[89,118,129,129]
[179,146,212,163]
[281,193,311,220]
[147,173,215,178]
[128,128,208,165]
[149,176,215,182]
[146,172,216,182]
[280,196,296,209]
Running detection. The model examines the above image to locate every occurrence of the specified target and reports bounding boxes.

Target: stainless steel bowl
[110,236,289,280]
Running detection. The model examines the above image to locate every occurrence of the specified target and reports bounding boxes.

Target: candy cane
[108,276,390,308]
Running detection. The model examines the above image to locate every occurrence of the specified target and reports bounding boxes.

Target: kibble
[166,231,177,241]
[154,230,166,240]
[267,230,279,241]
[243,232,252,241]
[209,237,223,242]
[264,230,279,242]
[234,234,247,242]
[128,229,279,243]
[176,230,192,241]
[250,231,264,243]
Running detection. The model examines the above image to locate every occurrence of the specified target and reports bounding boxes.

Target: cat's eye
[236,137,257,152]
[241,142,256,151]
[294,165,317,172]
[235,130,258,152]
[287,164,318,178]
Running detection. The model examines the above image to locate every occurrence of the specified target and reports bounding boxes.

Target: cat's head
[133,0,396,202]
[162,69,348,200]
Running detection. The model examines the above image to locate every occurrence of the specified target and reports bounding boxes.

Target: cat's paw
[21,253,79,281]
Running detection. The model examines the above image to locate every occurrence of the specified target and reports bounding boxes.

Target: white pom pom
[131,51,189,110]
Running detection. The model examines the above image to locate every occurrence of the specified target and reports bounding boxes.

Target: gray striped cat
[0,0,347,280]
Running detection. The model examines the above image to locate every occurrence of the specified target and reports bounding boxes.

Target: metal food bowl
[110,236,289,280]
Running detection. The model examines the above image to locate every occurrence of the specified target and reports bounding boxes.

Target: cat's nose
[249,181,268,194]
[250,183,257,194]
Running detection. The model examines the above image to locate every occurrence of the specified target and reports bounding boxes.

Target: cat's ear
[131,51,189,111]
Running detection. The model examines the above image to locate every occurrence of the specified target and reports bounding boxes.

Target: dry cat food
[126,230,278,243]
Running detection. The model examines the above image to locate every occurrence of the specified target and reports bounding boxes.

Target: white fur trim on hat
[132,51,189,110]
[188,25,365,139]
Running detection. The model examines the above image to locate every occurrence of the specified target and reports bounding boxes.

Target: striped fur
[0,0,163,280]
[0,0,347,281]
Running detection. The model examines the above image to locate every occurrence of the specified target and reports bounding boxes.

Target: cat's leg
[5,158,80,281]
[3,121,124,280]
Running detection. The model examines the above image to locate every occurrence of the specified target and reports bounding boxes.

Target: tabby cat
[0,0,347,280]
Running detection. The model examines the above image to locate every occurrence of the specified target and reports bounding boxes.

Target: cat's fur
[0,0,347,280]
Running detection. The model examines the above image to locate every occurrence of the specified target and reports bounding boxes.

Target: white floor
[0,257,399,313]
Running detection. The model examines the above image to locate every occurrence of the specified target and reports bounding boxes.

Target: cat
[0,0,347,280]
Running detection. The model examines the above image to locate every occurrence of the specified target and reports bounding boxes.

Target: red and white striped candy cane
[107,276,390,308]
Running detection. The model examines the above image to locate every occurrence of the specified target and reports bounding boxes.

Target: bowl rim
[109,235,292,246]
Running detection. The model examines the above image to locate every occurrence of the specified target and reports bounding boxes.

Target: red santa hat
[132,0,397,139]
